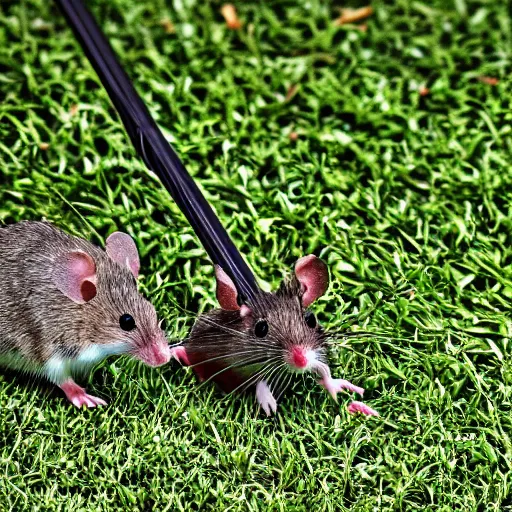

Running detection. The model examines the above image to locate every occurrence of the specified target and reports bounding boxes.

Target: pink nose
[291,346,308,368]
[138,341,171,367]
[152,342,171,366]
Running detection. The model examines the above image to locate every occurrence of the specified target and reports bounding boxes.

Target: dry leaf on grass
[221,4,242,30]
[477,76,499,86]
[334,6,373,26]
[39,142,50,151]
[285,84,299,102]
[419,85,430,96]
[31,18,53,31]
[159,18,176,34]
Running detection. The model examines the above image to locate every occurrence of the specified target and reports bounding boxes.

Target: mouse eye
[254,319,268,338]
[119,313,136,331]
[305,311,317,329]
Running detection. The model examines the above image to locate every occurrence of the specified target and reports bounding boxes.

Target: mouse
[171,255,378,416]
[0,220,172,408]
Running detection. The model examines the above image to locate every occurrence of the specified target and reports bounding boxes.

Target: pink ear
[215,265,240,310]
[295,255,329,307]
[53,251,97,304]
[105,232,140,278]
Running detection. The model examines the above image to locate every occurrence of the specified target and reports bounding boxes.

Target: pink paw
[60,380,107,408]
[69,393,107,408]
[347,401,379,417]
[170,345,191,366]
[320,377,365,400]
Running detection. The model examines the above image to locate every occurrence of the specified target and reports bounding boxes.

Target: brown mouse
[172,255,378,416]
[0,220,172,408]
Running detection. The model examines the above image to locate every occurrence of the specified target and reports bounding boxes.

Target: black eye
[254,319,268,338]
[119,313,136,331]
[305,311,317,329]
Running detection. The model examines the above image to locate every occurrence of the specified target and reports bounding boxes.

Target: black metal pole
[55,0,259,303]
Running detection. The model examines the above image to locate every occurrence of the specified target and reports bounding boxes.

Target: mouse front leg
[347,401,379,417]
[170,345,191,366]
[44,357,107,408]
[256,380,277,416]
[59,379,107,408]
[313,361,365,400]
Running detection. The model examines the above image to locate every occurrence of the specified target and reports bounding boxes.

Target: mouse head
[52,232,171,367]
[215,254,329,373]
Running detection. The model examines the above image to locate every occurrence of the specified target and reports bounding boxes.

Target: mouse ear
[215,265,241,311]
[295,255,329,308]
[105,232,140,278]
[52,251,97,304]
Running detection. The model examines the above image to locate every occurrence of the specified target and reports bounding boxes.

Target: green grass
[1,0,511,509]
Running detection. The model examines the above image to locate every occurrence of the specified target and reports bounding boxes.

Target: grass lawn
[1,0,511,509]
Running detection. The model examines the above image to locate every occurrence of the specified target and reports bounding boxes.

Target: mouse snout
[134,336,171,367]
[287,346,316,371]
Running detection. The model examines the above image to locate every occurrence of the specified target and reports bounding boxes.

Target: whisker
[329,331,399,339]
[229,362,285,396]
[188,349,281,368]
[181,323,279,345]
[324,333,413,344]
[201,354,281,380]
[184,336,284,352]
[193,317,248,338]
[197,355,282,389]
[231,367,276,397]
[276,373,294,402]
[269,365,289,397]
[256,363,287,396]
[327,329,444,339]
[224,365,275,397]
[185,341,283,358]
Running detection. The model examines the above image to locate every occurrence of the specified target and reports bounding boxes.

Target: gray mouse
[0,220,172,408]
[172,255,378,417]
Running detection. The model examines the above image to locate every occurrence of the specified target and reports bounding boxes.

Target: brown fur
[0,221,164,382]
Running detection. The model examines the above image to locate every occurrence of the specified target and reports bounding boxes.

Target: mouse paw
[347,401,379,417]
[256,380,277,416]
[170,345,191,366]
[320,377,365,401]
[59,379,107,408]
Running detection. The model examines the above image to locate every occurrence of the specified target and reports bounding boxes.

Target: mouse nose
[136,339,171,367]
[152,342,171,366]
[290,346,308,369]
